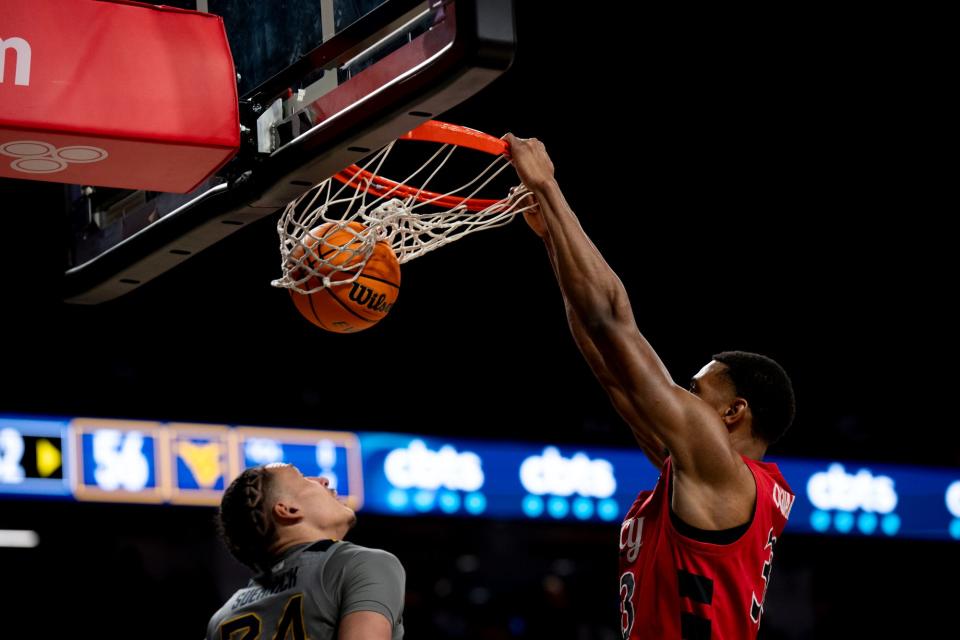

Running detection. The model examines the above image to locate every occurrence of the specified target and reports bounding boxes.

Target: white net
[271,137,535,295]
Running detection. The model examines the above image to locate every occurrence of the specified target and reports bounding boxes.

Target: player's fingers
[503,132,538,147]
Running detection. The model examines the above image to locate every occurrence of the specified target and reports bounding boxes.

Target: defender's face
[270,464,357,531]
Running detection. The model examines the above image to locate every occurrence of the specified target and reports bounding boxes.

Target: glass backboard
[60,0,515,303]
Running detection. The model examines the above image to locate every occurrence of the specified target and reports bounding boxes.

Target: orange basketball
[289,221,401,333]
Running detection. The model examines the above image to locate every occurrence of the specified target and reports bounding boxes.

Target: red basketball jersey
[618,456,794,639]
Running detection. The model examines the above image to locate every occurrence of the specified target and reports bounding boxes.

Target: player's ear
[722,398,748,425]
[272,499,302,522]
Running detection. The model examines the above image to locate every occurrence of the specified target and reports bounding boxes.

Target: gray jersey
[206,540,404,640]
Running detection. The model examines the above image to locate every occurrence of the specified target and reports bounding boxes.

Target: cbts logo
[807,463,898,513]
[519,446,616,498]
[806,463,901,537]
[0,140,109,174]
[384,439,484,491]
[1,36,31,86]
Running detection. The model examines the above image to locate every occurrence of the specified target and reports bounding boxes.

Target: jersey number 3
[619,571,636,639]
[750,528,777,626]
[220,593,307,640]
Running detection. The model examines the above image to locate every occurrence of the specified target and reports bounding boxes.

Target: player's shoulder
[329,541,403,570]
[323,542,403,585]
[204,595,241,640]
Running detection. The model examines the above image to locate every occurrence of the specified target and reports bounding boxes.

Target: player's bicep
[568,309,669,466]
[338,611,392,640]
[588,317,691,438]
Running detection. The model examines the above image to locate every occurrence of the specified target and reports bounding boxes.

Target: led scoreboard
[72,418,169,503]
[0,417,365,508]
[0,417,69,497]
[2,415,959,543]
[168,423,234,505]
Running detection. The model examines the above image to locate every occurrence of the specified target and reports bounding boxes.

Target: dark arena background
[0,2,951,638]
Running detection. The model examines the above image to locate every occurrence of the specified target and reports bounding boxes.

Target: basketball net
[270,121,535,294]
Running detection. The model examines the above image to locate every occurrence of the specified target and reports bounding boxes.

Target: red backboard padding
[0,0,239,193]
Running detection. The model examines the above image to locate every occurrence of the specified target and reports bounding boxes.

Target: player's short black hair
[217,466,278,572]
[712,351,796,444]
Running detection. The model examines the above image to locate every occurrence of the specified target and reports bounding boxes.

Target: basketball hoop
[271,121,534,294]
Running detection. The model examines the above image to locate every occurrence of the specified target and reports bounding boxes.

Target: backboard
[56,0,515,303]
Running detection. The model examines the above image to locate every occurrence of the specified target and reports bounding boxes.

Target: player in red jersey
[506,134,797,639]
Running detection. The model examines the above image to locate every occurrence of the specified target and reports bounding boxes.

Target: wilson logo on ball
[348,283,393,314]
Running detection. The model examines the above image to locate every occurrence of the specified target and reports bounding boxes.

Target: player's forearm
[547,243,668,469]
[541,232,617,373]
[533,179,630,331]
[535,183,679,441]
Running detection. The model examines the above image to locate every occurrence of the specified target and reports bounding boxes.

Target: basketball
[288,221,401,333]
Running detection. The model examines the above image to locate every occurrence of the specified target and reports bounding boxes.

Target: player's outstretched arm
[529,206,667,468]
[506,134,740,486]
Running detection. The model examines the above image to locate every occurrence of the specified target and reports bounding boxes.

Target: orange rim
[399,120,508,156]
[332,121,509,212]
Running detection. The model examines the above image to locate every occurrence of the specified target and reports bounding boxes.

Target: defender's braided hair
[217,466,279,572]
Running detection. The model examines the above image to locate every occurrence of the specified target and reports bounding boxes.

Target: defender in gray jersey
[207,463,405,639]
